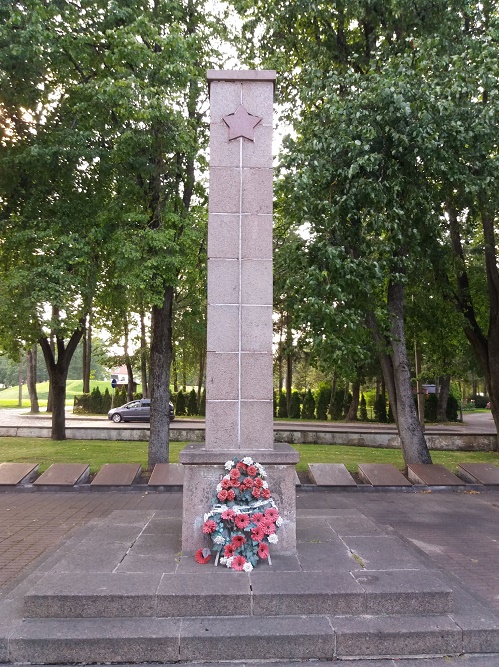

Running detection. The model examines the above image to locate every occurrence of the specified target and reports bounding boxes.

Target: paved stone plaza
[0,489,498,665]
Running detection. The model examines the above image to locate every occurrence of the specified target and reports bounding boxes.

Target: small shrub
[359,393,368,421]
[289,391,301,419]
[176,390,186,416]
[187,389,198,416]
[424,393,438,422]
[316,386,330,421]
[302,389,316,419]
[329,389,344,420]
[277,391,288,418]
[199,389,206,416]
[469,394,489,409]
[446,394,459,421]
[374,394,387,423]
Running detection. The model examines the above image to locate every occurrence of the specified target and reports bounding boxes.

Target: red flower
[246,465,258,477]
[221,508,235,521]
[265,508,279,522]
[217,489,228,501]
[195,549,211,564]
[202,520,216,534]
[231,555,247,571]
[226,489,235,501]
[262,520,276,535]
[236,461,247,472]
[232,534,246,548]
[251,487,261,498]
[261,488,271,499]
[257,543,269,559]
[243,477,253,488]
[224,544,235,558]
[251,526,265,542]
[221,477,231,489]
[253,477,264,488]
[235,513,250,529]
[251,512,264,523]
[229,468,241,480]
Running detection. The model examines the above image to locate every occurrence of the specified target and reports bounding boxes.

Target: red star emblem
[223,105,262,141]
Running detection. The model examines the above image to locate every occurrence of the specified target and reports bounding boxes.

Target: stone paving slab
[332,613,463,658]
[308,463,356,486]
[458,463,499,485]
[0,462,38,485]
[33,463,90,486]
[408,464,463,486]
[91,463,141,486]
[343,535,427,570]
[148,463,184,487]
[358,463,412,486]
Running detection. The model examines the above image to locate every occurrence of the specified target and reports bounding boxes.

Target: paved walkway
[0,488,498,614]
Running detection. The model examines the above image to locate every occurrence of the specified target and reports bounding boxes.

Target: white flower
[262,481,268,489]
[213,535,225,545]
[256,463,267,477]
[226,556,234,568]
[216,483,223,492]
[242,457,254,465]
[220,557,227,565]
[203,513,211,522]
[275,517,283,527]
[268,534,278,544]
[243,562,253,573]
[225,460,235,470]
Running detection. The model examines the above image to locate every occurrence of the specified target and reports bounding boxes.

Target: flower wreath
[195,457,281,572]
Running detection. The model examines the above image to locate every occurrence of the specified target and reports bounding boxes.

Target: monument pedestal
[179,443,299,555]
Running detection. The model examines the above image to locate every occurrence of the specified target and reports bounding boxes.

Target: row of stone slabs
[0,460,498,488]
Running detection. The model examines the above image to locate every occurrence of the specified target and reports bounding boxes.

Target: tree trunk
[124,318,134,402]
[39,324,85,440]
[437,374,451,422]
[285,315,292,415]
[197,348,205,403]
[414,339,425,429]
[18,359,23,407]
[366,311,399,424]
[387,281,432,464]
[140,306,149,398]
[148,286,174,469]
[46,330,56,413]
[345,378,360,421]
[26,346,39,413]
[82,312,92,394]
[328,371,337,419]
[172,352,178,393]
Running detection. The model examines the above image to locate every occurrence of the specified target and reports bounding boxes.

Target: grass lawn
[0,437,497,475]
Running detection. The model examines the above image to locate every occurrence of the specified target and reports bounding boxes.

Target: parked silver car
[108,399,175,423]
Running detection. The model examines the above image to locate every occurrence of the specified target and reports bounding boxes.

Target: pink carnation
[246,465,258,477]
[257,542,269,559]
[231,555,247,571]
[217,489,228,501]
[202,520,216,534]
[235,513,250,529]
[251,487,261,499]
[221,477,231,489]
[226,489,235,501]
[229,468,241,480]
[261,488,271,499]
[265,508,279,522]
[253,477,264,488]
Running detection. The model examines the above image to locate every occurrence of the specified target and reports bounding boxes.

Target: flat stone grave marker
[33,463,90,486]
[309,463,356,486]
[358,463,411,486]
[148,463,184,487]
[458,463,499,485]
[407,464,462,486]
[91,463,141,486]
[0,462,39,485]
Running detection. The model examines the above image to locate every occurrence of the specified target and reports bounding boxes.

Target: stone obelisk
[180,70,298,555]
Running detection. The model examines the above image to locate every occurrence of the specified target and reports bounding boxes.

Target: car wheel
[112,413,123,423]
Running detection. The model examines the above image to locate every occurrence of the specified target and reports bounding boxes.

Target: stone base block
[179,443,299,555]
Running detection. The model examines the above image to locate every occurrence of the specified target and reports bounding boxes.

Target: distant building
[109,366,140,393]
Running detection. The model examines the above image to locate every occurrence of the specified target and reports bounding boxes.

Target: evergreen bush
[176,390,186,415]
[102,388,112,413]
[289,391,301,419]
[316,385,330,421]
[446,394,459,421]
[199,389,206,416]
[359,393,368,421]
[424,394,438,422]
[187,389,198,416]
[387,401,395,423]
[302,388,316,419]
[329,389,344,420]
[374,394,387,422]
[277,391,287,418]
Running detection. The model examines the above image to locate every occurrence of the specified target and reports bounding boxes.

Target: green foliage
[302,389,316,420]
[199,389,206,417]
[175,389,186,416]
[469,395,489,409]
[289,391,301,419]
[329,389,344,421]
[277,391,288,418]
[316,385,330,421]
[446,394,459,422]
[187,388,198,416]
[73,387,111,414]
[374,394,387,423]
[424,394,438,422]
[359,394,368,422]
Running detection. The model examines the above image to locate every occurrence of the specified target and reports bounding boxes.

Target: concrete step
[23,569,453,619]
[8,611,497,663]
